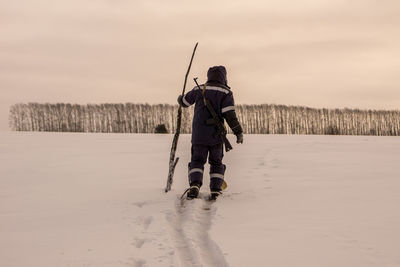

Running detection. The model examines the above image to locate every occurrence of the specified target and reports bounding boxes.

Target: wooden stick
[165,42,198,192]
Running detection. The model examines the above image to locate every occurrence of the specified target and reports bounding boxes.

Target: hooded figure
[177,65,243,200]
[206,65,229,88]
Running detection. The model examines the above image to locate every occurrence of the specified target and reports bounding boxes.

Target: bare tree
[8,102,400,136]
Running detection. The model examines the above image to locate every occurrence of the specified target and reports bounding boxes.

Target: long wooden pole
[165,42,198,192]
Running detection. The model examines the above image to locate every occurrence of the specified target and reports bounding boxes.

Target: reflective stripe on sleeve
[182,95,190,107]
[221,106,235,113]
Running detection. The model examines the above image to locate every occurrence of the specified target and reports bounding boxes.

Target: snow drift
[1,132,400,267]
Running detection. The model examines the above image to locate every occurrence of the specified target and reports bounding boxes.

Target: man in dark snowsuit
[177,65,243,200]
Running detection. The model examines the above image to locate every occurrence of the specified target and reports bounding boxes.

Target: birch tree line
[9,103,400,136]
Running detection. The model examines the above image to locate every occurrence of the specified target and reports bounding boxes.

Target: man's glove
[177,95,184,106]
[236,133,243,144]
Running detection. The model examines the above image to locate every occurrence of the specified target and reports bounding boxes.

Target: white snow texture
[1,132,400,267]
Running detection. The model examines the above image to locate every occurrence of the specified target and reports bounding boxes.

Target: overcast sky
[1,0,400,131]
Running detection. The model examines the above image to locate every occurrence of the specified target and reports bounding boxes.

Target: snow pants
[188,143,226,190]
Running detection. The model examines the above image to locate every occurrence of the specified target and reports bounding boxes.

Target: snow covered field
[1,132,400,267]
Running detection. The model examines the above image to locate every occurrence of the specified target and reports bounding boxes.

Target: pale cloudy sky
[1,0,400,130]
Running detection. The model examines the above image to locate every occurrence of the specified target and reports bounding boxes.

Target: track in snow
[166,194,229,267]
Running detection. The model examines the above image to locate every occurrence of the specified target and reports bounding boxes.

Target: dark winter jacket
[178,66,243,145]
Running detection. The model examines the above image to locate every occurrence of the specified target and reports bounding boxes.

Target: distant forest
[9,103,400,136]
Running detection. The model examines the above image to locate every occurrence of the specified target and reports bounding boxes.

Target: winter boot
[186,184,200,199]
[209,189,222,201]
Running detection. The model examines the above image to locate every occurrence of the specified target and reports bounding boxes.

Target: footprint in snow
[143,216,153,230]
[132,238,147,248]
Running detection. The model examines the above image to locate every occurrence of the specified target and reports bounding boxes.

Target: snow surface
[1,132,400,267]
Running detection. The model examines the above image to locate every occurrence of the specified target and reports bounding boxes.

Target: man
[178,65,243,200]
